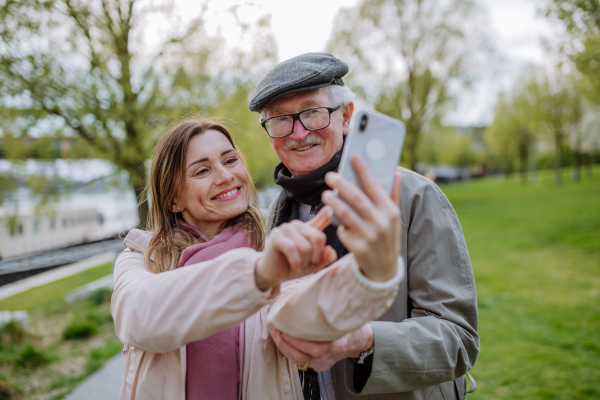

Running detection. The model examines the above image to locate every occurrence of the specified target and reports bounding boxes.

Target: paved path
[0,239,124,275]
[64,353,124,400]
[0,252,115,301]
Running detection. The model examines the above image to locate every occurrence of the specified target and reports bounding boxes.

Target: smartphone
[330,108,406,225]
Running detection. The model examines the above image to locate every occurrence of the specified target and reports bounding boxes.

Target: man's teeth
[215,188,239,200]
[295,145,314,151]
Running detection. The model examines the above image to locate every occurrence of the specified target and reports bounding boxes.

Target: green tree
[536,74,581,184]
[544,0,600,103]
[486,92,535,180]
[0,0,277,223]
[326,0,490,170]
[487,72,583,184]
[418,122,483,171]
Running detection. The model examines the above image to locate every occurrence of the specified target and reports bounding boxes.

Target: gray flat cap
[249,53,349,112]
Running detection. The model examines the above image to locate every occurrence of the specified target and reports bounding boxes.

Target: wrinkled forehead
[264,88,331,118]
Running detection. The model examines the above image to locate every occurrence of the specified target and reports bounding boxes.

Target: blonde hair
[143,117,265,273]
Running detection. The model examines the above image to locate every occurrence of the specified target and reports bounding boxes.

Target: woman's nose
[214,166,235,185]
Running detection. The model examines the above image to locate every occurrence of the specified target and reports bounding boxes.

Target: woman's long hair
[142,117,265,273]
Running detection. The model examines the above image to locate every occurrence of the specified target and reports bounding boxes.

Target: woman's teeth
[215,188,239,200]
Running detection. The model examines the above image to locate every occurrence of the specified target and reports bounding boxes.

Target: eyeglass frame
[260,103,345,139]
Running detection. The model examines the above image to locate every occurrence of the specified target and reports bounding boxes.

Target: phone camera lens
[359,115,368,132]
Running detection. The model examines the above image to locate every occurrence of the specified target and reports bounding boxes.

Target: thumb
[321,245,337,267]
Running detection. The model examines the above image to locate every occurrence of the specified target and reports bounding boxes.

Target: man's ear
[342,102,355,136]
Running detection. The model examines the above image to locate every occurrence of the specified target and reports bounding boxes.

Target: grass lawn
[0,262,121,399]
[440,168,600,400]
[0,262,113,311]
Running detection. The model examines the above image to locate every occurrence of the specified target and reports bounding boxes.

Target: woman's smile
[213,186,242,201]
[174,129,251,235]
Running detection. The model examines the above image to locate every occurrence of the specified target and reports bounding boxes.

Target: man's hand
[323,155,402,282]
[271,324,374,372]
[255,206,336,291]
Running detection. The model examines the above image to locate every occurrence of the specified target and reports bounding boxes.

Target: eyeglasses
[261,104,344,138]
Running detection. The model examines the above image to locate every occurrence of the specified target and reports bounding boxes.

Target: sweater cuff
[351,257,404,292]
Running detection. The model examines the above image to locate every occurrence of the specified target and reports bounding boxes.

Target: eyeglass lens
[266,108,331,137]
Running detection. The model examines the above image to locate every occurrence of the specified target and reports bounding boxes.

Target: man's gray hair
[260,84,356,121]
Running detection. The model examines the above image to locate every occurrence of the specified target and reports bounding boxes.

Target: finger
[309,245,338,274]
[293,222,327,265]
[324,171,374,220]
[350,154,389,206]
[322,190,365,231]
[307,206,332,231]
[282,333,333,358]
[307,361,332,373]
[336,225,362,253]
[321,246,337,267]
[272,329,312,364]
[285,223,318,269]
[391,172,402,207]
[272,234,302,272]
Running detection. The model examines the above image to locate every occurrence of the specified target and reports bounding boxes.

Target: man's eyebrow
[300,98,319,108]
[186,148,236,170]
[269,99,320,117]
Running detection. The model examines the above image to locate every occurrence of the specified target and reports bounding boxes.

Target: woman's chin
[218,200,249,220]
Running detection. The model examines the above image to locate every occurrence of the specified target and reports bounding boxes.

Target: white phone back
[338,108,406,195]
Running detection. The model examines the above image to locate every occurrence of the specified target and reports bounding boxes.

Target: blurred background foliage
[0,0,280,224]
[0,0,599,223]
[0,1,599,399]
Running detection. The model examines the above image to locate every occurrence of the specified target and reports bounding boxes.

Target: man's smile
[292,144,319,152]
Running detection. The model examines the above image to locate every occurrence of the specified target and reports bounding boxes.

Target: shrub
[85,339,123,375]
[87,288,112,306]
[0,321,25,345]
[62,321,98,340]
[16,344,49,368]
[0,380,16,400]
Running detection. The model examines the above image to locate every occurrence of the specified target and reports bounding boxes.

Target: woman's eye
[225,157,239,165]
[194,168,209,176]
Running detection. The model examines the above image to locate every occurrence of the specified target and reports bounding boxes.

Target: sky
[175,0,560,126]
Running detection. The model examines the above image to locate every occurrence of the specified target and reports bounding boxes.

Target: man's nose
[287,118,310,141]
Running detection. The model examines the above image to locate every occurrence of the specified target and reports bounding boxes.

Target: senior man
[250,53,479,400]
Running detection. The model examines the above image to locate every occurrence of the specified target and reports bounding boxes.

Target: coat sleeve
[267,255,403,342]
[110,247,277,353]
[356,170,480,394]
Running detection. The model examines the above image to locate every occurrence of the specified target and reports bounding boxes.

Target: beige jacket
[111,229,403,400]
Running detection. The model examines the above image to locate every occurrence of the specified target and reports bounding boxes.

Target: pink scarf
[178,222,253,400]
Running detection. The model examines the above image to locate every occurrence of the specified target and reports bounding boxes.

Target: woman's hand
[322,156,402,282]
[255,207,337,291]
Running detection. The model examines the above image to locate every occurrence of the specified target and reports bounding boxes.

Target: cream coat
[111,229,403,400]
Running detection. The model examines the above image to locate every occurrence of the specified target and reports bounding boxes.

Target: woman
[111,118,403,399]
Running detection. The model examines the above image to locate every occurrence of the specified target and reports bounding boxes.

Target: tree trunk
[573,150,581,182]
[519,139,528,183]
[126,165,149,229]
[405,120,421,172]
[585,153,593,178]
[554,131,563,185]
[530,143,537,184]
